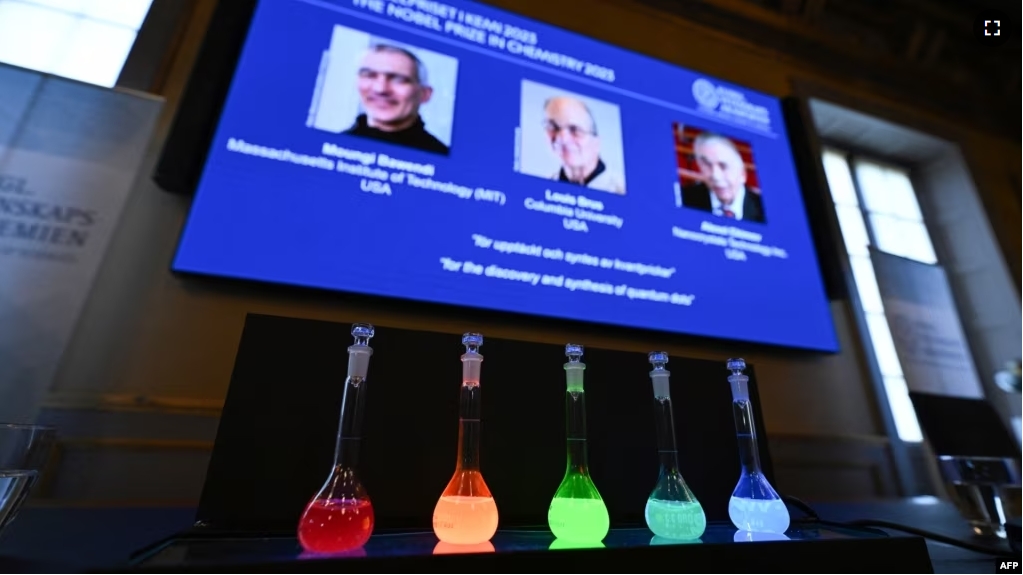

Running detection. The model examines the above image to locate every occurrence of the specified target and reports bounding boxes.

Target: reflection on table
[135,522,873,568]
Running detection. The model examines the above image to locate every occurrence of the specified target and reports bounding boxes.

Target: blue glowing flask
[643,352,706,540]
[726,358,790,534]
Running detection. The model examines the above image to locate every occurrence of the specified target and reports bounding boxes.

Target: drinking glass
[938,455,1021,538]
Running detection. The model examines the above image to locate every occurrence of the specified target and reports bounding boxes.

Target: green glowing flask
[547,344,610,543]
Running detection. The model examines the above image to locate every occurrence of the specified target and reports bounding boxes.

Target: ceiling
[636,0,1020,140]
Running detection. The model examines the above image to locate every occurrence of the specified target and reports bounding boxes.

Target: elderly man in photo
[682,132,765,222]
[542,96,625,194]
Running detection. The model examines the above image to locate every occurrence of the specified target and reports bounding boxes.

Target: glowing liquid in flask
[432,333,499,545]
[725,358,790,535]
[644,499,707,541]
[548,495,610,542]
[433,495,499,545]
[728,497,790,534]
[547,344,610,543]
[297,324,379,554]
[642,352,707,541]
[298,498,374,553]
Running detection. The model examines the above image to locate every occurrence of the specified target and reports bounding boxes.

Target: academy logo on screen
[691,78,771,132]
[692,79,720,109]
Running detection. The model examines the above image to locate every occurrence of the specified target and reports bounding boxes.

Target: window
[0,0,154,87]
[822,149,938,443]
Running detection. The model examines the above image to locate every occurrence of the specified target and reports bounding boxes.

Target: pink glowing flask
[297,323,377,554]
[432,333,500,545]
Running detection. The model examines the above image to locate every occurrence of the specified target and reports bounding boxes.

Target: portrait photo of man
[675,124,766,223]
[517,80,627,195]
[306,25,458,156]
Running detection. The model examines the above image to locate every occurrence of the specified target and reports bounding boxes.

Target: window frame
[818,138,939,495]
[837,148,924,439]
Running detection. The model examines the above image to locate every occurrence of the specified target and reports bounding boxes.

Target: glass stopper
[565,343,584,362]
[462,332,483,353]
[351,323,375,346]
[648,351,669,370]
[726,358,746,375]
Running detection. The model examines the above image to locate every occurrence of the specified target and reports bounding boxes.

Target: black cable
[782,495,819,522]
[783,495,889,536]
[846,519,1012,556]
[780,494,1013,557]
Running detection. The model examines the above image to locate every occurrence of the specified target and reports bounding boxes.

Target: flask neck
[732,399,763,474]
[565,390,590,475]
[653,396,681,473]
[333,374,368,469]
[455,382,482,471]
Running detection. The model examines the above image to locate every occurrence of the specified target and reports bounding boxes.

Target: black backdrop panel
[196,314,775,532]
[909,392,1019,458]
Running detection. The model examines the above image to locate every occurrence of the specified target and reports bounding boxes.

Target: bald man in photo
[542,96,625,194]
[681,132,765,223]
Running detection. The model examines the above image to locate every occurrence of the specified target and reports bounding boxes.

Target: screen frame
[157,0,843,354]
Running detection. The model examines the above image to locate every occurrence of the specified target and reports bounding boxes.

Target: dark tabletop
[0,498,1013,573]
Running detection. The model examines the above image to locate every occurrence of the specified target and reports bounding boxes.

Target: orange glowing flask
[432,333,499,545]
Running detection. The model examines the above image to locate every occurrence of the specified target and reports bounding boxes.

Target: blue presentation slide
[173,0,839,351]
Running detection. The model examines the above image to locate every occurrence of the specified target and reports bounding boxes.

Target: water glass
[939,455,1021,539]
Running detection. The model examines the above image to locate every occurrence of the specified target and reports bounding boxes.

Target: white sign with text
[0,64,162,422]
[871,249,984,399]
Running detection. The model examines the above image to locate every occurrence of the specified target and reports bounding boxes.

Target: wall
[810,99,1022,451]
[917,148,1023,432]
[36,0,1019,506]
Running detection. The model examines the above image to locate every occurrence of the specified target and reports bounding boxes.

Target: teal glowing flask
[547,344,610,543]
[644,352,707,540]
[726,358,790,534]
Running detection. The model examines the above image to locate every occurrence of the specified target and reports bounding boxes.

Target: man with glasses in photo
[542,96,625,194]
